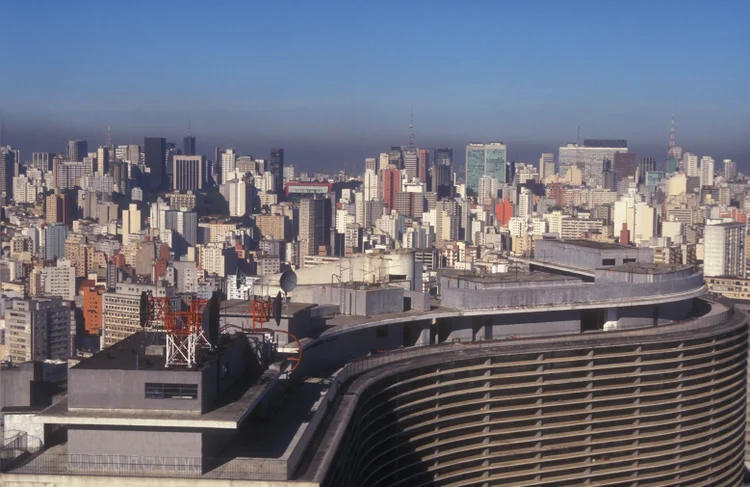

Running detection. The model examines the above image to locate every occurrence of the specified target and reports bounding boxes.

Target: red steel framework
[146,296,211,368]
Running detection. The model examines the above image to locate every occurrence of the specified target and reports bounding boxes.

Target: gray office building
[183,135,196,156]
[270,147,284,195]
[144,137,166,191]
[66,140,88,162]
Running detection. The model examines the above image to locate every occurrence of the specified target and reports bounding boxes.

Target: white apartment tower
[700,156,714,188]
[704,222,746,278]
[684,152,698,178]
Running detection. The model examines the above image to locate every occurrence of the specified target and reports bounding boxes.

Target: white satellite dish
[279,269,298,294]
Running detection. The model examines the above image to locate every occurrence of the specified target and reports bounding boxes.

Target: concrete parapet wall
[441,273,705,310]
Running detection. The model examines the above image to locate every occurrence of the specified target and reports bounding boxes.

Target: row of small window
[145,382,198,400]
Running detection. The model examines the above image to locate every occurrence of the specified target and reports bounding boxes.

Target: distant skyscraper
[364,169,379,202]
[144,137,166,191]
[67,140,88,162]
[637,158,656,183]
[299,197,328,266]
[434,148,452,167]
[465,142,507,195]
[517,187,533,220]
[700,156,714,188]
[172,155,205,191]
[0,147,15,199]
[558,140,627,188]
[378,153,389,172]
[219,149,237,185]
[417,149,429,182]
[183,133,196,156]
[32,152,53,172]
[270,148,284,195]
[403,149,418,181]
[684,152,699,178]
[364,158,377,173]
[613,152,637,181]
[538,153,555,180]
[723,159,737,180]
[431,163,452,200]
[382,168,400,210]
[389,146,403,169]
[97,146,110,175]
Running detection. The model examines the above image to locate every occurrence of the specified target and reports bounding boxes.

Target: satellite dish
[279,269,298,294]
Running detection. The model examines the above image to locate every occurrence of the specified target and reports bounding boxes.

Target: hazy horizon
[1,0,748,174]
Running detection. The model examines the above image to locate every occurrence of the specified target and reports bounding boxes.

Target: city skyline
[1,0,748,172]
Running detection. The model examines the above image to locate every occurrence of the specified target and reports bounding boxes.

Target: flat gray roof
[540,239,630,250]
[38,368,279,429]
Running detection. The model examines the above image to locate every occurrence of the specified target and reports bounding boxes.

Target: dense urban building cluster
[3,121,745,358]
[0,120,748,486]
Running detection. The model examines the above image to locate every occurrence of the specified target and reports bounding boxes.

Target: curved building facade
[313,304,747,487]
[2,254,747,487]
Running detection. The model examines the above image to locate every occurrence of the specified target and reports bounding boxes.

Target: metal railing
[0,431,43,471]
[5,453,290,480]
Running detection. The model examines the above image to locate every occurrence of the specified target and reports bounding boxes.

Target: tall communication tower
[408,106,415,151]
[668,115,675,156]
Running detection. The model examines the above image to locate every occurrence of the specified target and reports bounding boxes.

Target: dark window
[145,383,198,400]
[602,259,616,266]
[623,258,636,263]
[376,325,389,338]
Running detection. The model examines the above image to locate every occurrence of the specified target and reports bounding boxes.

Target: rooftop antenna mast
[668,114,675,155]
[106,125,113,147]
[408,106,415,151]
[188,118,193,136]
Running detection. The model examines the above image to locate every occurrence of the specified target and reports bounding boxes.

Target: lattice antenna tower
[106,125,113,147]
[408,106,415,151]
[668,114,675,156]
[188,118,193,137]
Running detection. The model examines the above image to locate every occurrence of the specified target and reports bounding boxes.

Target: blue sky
[1,0,748,172]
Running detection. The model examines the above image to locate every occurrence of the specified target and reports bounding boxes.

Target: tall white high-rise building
[723,159,737,180]
[517,187,534,221]
[121,203,141,246]
[704,222,746,278]
[220,149,237,185]
[684,152,698,177]
[364,158,377,172]
[378,152,390,172]
[227,177,255,217]
[364,169,379,202]
[700,156,714,188]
